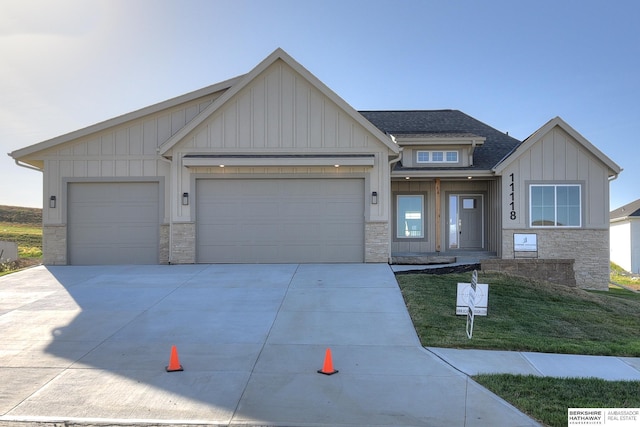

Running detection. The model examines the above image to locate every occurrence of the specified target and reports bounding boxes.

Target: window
[530,184,581,227]
[417,151,430,163]
[397,195,424,238]
[416,150,458,164]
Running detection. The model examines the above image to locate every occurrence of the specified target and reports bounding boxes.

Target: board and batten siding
[498,125,611,289]
[184,61,373,152]
[500,126,610,229]
[390,179,492,254]
[39,94,218,226]
[172,59,393,224]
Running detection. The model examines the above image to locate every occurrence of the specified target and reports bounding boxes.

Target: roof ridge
[358,109,457,113]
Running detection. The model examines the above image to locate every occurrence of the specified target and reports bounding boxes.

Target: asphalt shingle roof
[359,110,522,170]
[610,199,640,220]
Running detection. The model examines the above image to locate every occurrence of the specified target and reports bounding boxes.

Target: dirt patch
[1,258,41,274]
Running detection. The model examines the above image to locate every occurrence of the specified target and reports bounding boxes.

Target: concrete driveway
[0,264,538,426]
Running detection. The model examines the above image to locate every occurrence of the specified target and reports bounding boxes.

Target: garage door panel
[68,182,159,265]
[196,179,364,263]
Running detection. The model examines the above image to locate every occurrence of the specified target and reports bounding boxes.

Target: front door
[448,194,484,250]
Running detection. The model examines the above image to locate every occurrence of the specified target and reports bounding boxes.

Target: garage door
[196,178,364,263]
[67,182,159,265]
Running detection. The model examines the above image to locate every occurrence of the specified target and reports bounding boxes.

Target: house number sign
[509,173,516,220]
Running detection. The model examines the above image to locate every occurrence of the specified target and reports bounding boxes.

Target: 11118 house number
[509,173,516,220]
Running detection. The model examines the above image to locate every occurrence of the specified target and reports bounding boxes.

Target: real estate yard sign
[456,279,488,316]
[456,270,489,339]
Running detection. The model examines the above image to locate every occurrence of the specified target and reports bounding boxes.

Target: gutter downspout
[158,154,173,264]
[469,140,477,166]
[388,138,403,264]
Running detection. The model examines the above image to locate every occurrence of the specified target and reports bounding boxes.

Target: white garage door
[67,182,159,265]
[196,178,364,263]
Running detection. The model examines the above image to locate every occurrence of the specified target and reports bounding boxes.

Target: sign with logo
[456,282,488,316]
[514,233,537,252]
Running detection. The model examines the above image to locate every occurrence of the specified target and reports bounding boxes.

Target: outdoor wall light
[49,196,56,209]
[371,191,378,204]
[182,192,189,206]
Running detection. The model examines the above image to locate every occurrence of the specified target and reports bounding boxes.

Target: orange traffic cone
[165,345,183,372]
[317,348,338,375]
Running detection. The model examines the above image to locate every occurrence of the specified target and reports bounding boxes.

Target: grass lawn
[397,271,640,426]
[397,271,640,356]
[0,221,42,275]
[473,374,640,427]
[611,262,640,291]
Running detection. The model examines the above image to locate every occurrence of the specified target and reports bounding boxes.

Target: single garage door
[67,182,159,265]
[196,178,364,263]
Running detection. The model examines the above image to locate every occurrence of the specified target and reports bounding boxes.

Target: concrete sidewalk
[429,347,640,381]
[0,264,538,426]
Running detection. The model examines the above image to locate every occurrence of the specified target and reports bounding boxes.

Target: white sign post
[466,270,477,339]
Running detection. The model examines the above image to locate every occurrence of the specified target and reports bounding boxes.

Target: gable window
[529,184,581,227]
[397,195,424,238]
[416,150,458,164]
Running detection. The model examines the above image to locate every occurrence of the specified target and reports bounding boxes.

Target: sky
[1,0,638,209]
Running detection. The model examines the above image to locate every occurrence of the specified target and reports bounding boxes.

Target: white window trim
[529,184,582,228]
[416,150,459,164]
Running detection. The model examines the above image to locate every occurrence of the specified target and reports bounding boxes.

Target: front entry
[448,194,484,250]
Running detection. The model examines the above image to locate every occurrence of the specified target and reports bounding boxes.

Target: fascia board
[9,75,244,161]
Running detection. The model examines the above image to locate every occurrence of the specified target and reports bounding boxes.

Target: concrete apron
[0,264,539,426]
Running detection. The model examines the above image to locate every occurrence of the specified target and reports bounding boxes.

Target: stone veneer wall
[501,229,609,290]
[481,258,576,287]
[159,224,170,264]
[365,221,390,263]
[171,222,196,264]
[43,225,67,265]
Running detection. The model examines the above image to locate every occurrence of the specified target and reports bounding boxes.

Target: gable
[160,49,397,157]
[501,126,607,181]
[495,118,621,228]
[170,59,387,154]
[493,117,621,178]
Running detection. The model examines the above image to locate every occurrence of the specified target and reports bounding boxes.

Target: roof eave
[9,75,245,160]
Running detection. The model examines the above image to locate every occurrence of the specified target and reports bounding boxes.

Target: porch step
[390,255,456,265]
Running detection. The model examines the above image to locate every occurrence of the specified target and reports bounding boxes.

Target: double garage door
[66,179,364,264]
[196,178,365,263]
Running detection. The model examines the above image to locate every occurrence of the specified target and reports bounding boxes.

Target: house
[9,48,621,289]
[610,199,640,274]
